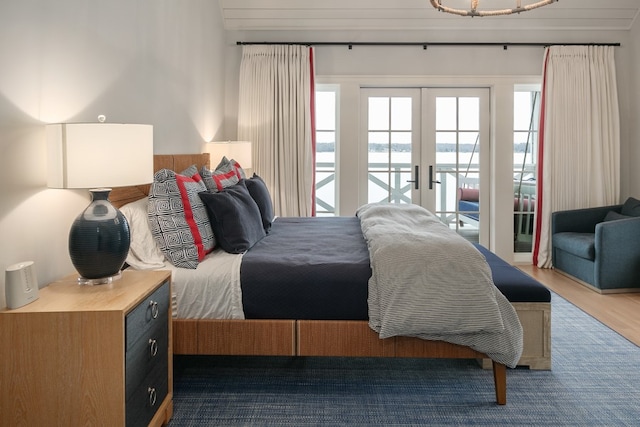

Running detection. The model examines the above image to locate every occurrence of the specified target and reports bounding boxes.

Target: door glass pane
[436,97,457,130]
[458,171,480,218]
[367,95,413,204]
[391,98,412,130]
[368,98,389,130]
[390,132,411,165]
[458,97,479,131]
[368,131,389,171]
[459,131,479,170]
[395,171,412,204]
[435,131,455,166]
[368,172,389,203]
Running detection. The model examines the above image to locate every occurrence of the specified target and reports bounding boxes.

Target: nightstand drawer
[125,355,169,427]
[125,319,168,399]
[126,279,170,351]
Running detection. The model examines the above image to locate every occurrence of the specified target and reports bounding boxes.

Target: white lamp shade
[207,141,252,169]
[47,123,154,189]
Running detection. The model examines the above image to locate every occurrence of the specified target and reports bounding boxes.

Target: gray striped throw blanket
[357,203,523,368]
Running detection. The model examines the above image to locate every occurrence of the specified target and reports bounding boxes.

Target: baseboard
[555,270,640,294]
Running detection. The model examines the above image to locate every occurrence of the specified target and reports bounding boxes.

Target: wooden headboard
[111,153,210,208]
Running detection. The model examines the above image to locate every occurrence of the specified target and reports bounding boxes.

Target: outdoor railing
[315,162,536,220]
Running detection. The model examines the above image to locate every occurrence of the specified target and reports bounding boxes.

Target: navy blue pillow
[199,181,266,254]
[603,211,631,222]
[244,174,275,233]
[621,197,640,217]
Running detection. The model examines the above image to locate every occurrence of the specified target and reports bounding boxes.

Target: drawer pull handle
[148,387,157,407]
[149,301,159,319]
[149,338,158,357]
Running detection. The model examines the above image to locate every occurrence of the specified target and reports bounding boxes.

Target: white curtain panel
[534,45,620,268]
[237,45,314,217]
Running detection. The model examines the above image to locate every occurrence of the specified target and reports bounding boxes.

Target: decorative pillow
[148,166,216,269]
[199,180,266,254]
[231,159,247,179]
[214,156,228,170]
[621,197,640,217]
[215,156,247,180]
[604,211,631,222]
[245,174,275,233]
[120,198,165,269]
[200,162,239,192]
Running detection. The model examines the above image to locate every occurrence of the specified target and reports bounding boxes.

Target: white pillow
[120,198,166,270]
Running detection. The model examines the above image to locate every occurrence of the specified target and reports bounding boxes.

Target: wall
[0,0,227,307]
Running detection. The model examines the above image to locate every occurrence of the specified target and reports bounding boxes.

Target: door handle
[428,165,441,190]
[406,165,420,190]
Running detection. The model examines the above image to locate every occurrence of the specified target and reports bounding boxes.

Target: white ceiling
[219,0,640,33]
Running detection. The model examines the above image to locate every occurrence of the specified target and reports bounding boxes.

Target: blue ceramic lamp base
[69,189,131,285]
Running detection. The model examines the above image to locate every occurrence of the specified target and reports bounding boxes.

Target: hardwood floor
[517,265,640,347]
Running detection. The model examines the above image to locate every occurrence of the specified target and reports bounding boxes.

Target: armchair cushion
[553,232,595,261]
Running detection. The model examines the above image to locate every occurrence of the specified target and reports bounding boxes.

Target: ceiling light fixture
[430,0,557,17]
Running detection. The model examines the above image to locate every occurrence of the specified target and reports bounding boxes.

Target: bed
[110,153,549,406]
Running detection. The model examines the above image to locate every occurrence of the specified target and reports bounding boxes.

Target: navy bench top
[475,244,551,303]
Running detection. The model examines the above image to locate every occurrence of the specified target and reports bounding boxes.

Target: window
[315,86,338,216]
[513,86,541,253]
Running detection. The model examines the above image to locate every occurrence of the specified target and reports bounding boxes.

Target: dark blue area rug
[169,294,640,426]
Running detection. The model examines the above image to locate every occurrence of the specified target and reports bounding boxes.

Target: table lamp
[46,120,153,284]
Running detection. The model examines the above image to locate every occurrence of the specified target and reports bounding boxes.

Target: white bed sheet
[162,248,245,319]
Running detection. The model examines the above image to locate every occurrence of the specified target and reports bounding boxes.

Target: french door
[361,87,490,245]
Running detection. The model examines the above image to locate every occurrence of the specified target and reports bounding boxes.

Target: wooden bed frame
[110,153,551,405]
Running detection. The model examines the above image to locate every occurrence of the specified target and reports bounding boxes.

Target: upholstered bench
[475,244,552,370]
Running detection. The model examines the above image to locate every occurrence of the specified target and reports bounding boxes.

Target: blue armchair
[551,197,640,293]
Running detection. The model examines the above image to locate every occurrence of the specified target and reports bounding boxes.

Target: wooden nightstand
[0,269,173,427]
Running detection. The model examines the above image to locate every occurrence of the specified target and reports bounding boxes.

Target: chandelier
[429,0,557,17]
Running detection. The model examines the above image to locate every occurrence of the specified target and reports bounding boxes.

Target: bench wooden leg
[493,361,507,405]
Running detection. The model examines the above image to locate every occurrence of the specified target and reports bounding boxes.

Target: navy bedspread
[239,217,549,320]
[240,217,371,320]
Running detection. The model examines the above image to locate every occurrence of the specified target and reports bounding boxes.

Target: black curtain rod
[237,41,621,49]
